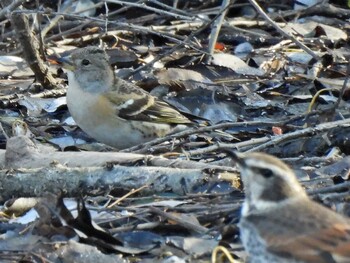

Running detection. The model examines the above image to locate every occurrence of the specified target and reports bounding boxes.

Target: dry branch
[0,0,24,20]
[0,136,240,201]
[3,136,238,173]
[0,164,208,202]
[11,12,57,89]
[184,118,350,156]
[206,0,231,62]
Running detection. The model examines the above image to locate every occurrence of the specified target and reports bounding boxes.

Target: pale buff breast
[66,74,174,149]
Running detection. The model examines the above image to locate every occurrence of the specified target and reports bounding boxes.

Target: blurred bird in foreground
[228,151,350,263]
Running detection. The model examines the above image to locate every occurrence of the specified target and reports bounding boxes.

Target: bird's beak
[55,56,75,71]
[224,150,246,167]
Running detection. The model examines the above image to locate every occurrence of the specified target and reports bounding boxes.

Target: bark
[11,12,57,89]
[0,163,207,202]
[0,136,239,202]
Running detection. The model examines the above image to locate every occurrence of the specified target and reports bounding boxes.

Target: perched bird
[227,151,350,263]
[58,46,195,149]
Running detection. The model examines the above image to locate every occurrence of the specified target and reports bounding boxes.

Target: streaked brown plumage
[60,46,193,149]
[229,151,350,263]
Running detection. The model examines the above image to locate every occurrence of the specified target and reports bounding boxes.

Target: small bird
[58,46,194,149]
[227,151,350,263]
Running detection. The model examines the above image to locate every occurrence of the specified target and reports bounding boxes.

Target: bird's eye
[81,59,90,66]
[259,168,274,178]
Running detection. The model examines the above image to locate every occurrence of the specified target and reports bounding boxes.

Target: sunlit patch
[116,99,135,109]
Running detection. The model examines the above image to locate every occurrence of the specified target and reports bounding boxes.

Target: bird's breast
[66,79,174,148]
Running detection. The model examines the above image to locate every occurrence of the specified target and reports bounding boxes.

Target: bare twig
[149,206,209,234]
[182,118,350,156]
[0,0,24,20]
[205,0,231,62]
[12,10,204,53]
[107,184,149,208]
[123,111,323,153]
[106,0,198,21]
[123,122,276,153]
[41,0,73,37]
[125,10,224,78]
[248,0,320,60]
[307,181,350,195]
[248,118,350,152]
[11,12,57,89]
[331,60,350,113]
[187,138,271,156]
[270,3,350,20]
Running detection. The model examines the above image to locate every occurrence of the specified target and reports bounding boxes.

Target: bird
[226,151,350,263]
[57,46,196,149]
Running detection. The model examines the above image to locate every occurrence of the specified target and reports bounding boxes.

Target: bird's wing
[105,78,192,124]
[267,223,350,263]
[246,203,350,263]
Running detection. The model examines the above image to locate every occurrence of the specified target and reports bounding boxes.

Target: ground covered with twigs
[0,0,350,262]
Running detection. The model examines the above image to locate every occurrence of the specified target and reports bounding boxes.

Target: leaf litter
[0,0,350,262]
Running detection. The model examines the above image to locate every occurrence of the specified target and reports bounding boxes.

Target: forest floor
[0,0,350,262]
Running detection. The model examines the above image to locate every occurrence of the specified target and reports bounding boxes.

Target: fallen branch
[248,118,350,152]
[3,136,238,173]
[0,0,24,20]
[11,12,57,89]
[184,118,350,156]
[0,164,208,202]
[0,136,240,201]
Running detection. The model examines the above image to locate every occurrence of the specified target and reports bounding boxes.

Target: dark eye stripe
[259,168,274,178]
[260,175,295,201]
[252,167,274,178]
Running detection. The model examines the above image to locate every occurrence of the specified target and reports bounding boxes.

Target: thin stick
[12,10,204,53]
[184,118,350,156]
[248,0,320,60]
[106,0,197,21]
[149,206,209,234]
[332,60,350,111]
[0,0,24,20]
[123,111,322,153]
[248,118,350,152]
[107,184,149,208]
[205,0,232,62]
[307,181,350,195]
